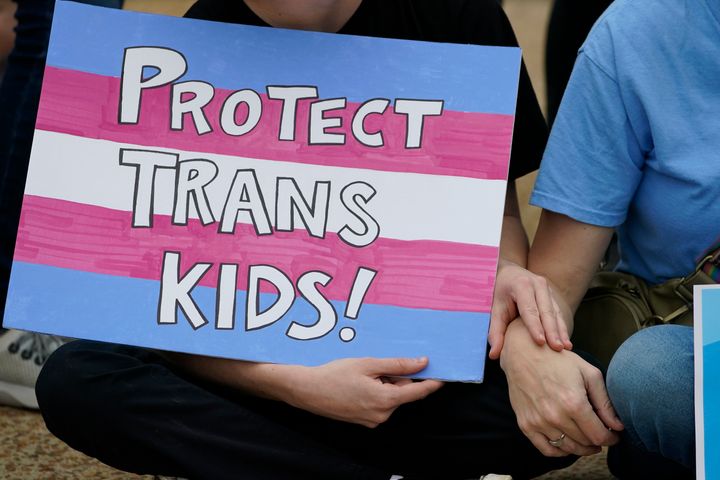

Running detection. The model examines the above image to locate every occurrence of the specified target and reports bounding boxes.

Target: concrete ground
[0,1,614,478]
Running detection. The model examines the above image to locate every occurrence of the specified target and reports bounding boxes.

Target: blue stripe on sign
[47,1,521,115]
[702,288,720,346]
[4,262,488,381]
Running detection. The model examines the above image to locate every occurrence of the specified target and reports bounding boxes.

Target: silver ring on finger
[548,432,566,447]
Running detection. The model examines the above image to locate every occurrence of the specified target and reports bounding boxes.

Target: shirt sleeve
[530,50,645,227]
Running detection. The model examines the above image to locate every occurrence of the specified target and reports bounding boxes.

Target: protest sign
[695,285,720,478]
[3,1,520,381]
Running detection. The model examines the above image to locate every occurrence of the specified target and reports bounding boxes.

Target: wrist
[499,320,539,373]
[498,252,527,270]
[497,257,519,270]
[276,364,316,408]
[231,362,311,405]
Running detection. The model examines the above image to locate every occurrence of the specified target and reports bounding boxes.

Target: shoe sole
[0,380,39,409]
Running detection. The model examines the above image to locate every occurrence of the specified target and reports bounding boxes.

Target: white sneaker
[0,330,66,409]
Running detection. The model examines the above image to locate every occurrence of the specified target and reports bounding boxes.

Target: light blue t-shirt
[531,0,720,285]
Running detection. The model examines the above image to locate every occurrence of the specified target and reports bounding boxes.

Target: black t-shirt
[185,0,547,180]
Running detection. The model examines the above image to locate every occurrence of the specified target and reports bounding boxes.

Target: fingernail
[416,356,428,363]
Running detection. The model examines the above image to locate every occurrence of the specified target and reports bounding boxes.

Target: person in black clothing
[545,0,612,126]
[0,0,123,409]
[499,0,613,126]
[36,2,620,479]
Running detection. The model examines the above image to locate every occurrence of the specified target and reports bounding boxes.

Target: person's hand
[489,259,572,359]
[500,322,623,457]
[164,353,441,428]
[286,357,444,428]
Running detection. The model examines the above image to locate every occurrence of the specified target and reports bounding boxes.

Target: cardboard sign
[3,1,520,381]
[695,285,720,478]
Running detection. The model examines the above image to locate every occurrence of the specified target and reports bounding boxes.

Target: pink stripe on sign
[15,195,498,312]
[36,67,514,181]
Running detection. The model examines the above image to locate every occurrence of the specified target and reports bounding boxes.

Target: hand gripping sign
[4,1,521,381]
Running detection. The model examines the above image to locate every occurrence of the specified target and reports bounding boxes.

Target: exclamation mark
[339,267,378,342]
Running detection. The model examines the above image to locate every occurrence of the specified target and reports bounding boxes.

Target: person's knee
[37,341,83,415]
[36,340,113,443]
[606,325,693,460]
[607,325,692,409]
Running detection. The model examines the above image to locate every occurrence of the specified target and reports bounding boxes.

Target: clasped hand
[490,260,624,456]
[489,258,573,359]
[500,323,624,456]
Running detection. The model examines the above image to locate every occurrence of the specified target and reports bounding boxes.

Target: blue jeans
[607,325,695,477]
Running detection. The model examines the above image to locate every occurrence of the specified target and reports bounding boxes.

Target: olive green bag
[572,253,719,370]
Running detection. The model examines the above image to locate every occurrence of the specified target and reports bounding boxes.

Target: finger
[526,431,568,457]
[553,297,573,350]
[488,330,505,360]
[391,380,444,405]
[533,280,564,351]
[568,393,620,447]
[545,432,601,457]
[550,418,594,448]
[564,368,621,446]
[583,364,625,433]
[488,308,508,360]
[366,357,429,376]
[383,377,413,386]
[536,398,594,447]
[513,284,546,346]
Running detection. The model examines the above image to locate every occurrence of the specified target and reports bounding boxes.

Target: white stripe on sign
[25,130,507,246]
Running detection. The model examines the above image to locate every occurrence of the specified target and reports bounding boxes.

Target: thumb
[488,311,507,360]
[368,357,429,376]
[583,364,625,432]
[391,379,445,405]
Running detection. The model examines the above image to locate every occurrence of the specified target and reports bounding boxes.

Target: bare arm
[489,185,574,357]
[498,210,622,458]
[528,210,614,328]
[499,181,529,267]
[164,352,443,428]
[166,353,304,401]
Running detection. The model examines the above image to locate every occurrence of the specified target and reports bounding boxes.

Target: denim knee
[606,325,695,469]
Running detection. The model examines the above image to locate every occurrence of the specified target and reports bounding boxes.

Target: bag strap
[700,243,720,282]
[672,248,720,306]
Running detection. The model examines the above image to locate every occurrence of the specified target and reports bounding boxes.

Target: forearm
[500,182,530,267]
[527,210,613,328]
[164,352,307,403]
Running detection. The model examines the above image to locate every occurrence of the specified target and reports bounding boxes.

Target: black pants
[37,341,576,480]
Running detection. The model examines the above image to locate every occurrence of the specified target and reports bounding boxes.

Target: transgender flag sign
[3,1,521,381]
